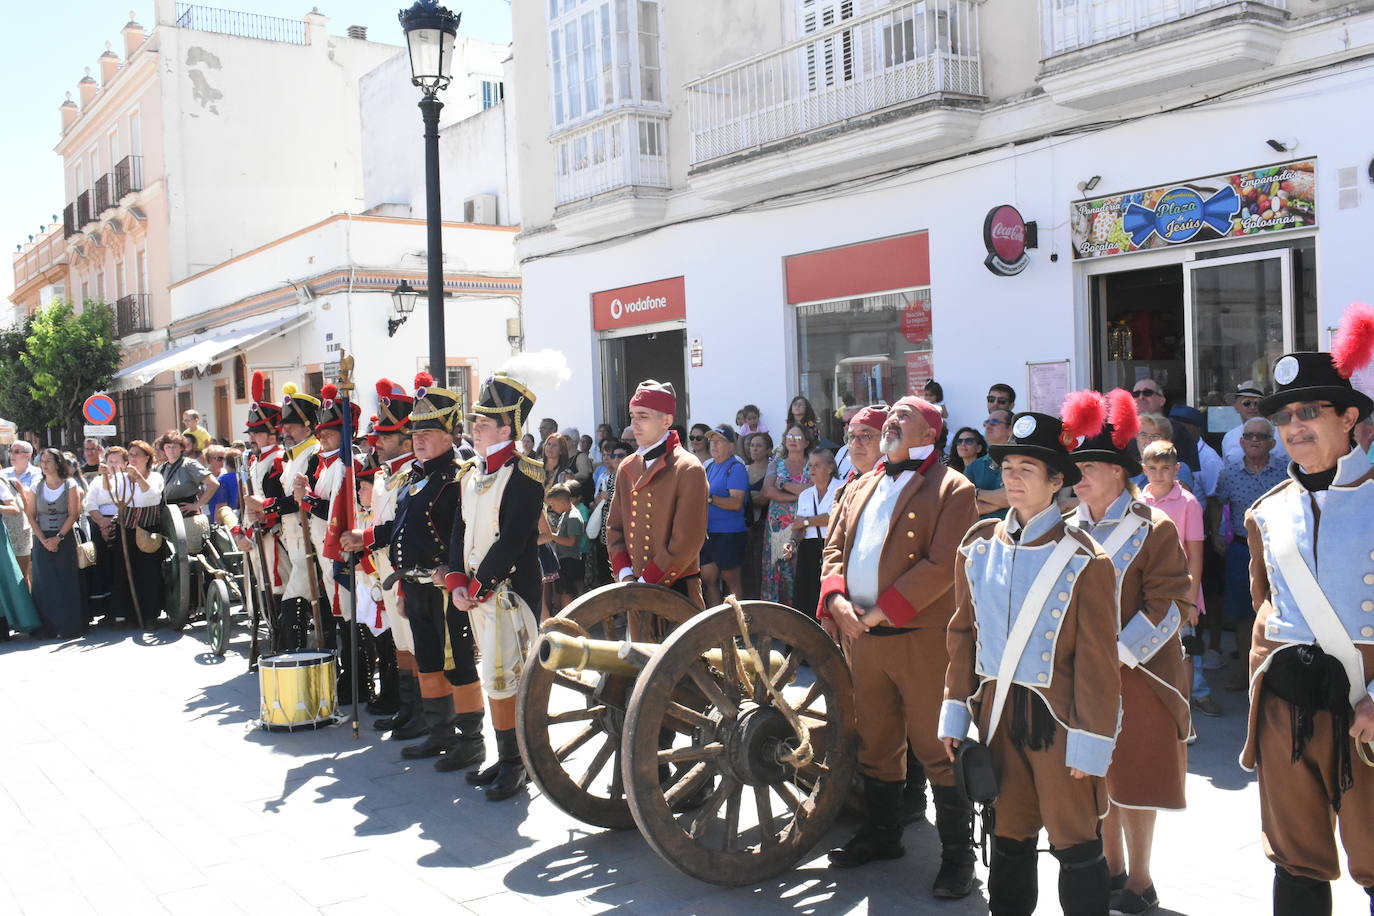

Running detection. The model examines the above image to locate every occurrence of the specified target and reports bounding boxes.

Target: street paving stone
[1,623,1369,915]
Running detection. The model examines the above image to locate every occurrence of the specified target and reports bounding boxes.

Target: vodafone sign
[593,276,686,331]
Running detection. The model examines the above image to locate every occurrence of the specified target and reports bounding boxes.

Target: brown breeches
[846,627,953,786]
[1257,691,1374,885]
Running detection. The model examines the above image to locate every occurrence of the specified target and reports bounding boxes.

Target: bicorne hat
[989,412,1083,486]
[1067,389,1142,477]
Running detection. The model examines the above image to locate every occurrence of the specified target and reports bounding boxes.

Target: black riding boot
[931,784,977,898]
[375,668,418,732]
[368,631,399,715]
[989,835,1038,916]
[1052,838,1110,916]
[901,745,928,824]
[1273,865,1331,916]
[390,673,431,740]
[482,728,528,801]
[400,695,455,759]
[827,776,905,868]
[435,711,487,772]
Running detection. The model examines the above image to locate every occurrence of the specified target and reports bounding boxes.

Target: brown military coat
[819,457,976,628]
[606,431,708,586]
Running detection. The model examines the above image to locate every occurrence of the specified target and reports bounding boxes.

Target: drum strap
[985,536,1080,744]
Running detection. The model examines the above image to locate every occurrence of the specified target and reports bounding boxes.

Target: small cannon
[516,582,857,887]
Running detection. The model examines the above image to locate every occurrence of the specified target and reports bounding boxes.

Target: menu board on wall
[1070,159,1316,260]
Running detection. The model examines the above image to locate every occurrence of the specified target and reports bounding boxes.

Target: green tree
[0,317,47,439]
[13,300,121,446]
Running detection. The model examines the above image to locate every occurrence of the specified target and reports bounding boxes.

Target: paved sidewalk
[0,624,1367,915]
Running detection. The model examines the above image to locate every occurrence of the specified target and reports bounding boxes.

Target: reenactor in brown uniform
[1065,389,1193,915]
[819,396,979,899]
[940,409,1121,916]
[1241,306,1374,915]
[606,380,709,609]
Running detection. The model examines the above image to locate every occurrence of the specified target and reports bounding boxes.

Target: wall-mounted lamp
[1266,137,1298,153]
[389,280,418,337]
[1076,175,1102,195]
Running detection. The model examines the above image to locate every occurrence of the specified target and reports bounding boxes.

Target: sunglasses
[983,419,1006,427]
[1237,399,1257,408]
[1267,403,1334,427]
[955,437,979,446]
[688,435,704,441]
[1132,389,1161,399]
[785,434,806,441]
[986,395,1010,404]
[1240,432,1272,441]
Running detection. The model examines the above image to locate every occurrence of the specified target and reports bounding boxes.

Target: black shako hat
[988,412,1083,486]
[280,382,320,428]
[411,371,461,433]
[1259,352,1374,422]
[373,377,415,433]
[1067,389,1142,477]
[245,371,281,434]
[470,372,536,437]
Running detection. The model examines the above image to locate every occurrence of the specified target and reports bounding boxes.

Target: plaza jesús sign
[1070,159,1316,259]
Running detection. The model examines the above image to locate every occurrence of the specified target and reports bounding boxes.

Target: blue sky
[1,1,512,303]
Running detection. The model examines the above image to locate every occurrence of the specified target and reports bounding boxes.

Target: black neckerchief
[1295,465,1338,492]
[884,458,922,478]
[641,440,668,463]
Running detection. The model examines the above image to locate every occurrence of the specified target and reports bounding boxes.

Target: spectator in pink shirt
[1141,440,1220,719]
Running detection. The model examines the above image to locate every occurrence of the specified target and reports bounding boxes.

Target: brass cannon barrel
[538,631,791,683]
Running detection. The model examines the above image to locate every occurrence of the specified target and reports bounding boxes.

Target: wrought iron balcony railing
[115,293,153,337]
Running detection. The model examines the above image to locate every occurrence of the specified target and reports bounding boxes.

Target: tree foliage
[0,300,121,445]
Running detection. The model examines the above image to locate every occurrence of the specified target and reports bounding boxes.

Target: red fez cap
[893,395,943,436]
[629,379,676,417]
[848,405,888,433]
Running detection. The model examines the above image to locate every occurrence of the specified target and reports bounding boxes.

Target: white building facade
[511,0,1374,444]
[121,32,522,440]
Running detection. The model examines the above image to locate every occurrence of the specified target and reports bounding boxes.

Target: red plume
[251,370,265,403]
[1061,389,1107,441]
[1332,302,1374,380]
[414,371,434,389]
[321,383,338,403]
[376,378,398,400]
[1106,388,1139,449]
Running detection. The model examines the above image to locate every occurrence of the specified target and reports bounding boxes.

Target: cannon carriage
[516,582,858,887]
[156,505,256,656]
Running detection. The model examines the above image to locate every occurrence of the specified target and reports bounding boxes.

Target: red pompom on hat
[891,395,943,436]
[376,378,411,403]
[629,379,677,417]
[848,404,888,432]
[1106,388,1140,448]
[1060,390,1107,444]
[414,371,434,390]
[251,370,266,404]
[320,383,338,406]
[1333,302,1374,379]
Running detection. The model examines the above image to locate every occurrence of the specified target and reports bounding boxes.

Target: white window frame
[546,0,665,133]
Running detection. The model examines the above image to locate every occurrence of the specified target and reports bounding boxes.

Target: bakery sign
[1071,159,1316,260]
[592,276,686,331]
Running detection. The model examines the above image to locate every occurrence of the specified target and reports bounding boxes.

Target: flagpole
[337,351,361,740]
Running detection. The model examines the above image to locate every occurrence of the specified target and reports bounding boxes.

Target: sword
[338,351,361,740]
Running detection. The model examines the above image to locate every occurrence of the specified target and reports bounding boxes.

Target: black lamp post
[388,280,418,337]
[398,0,460,377]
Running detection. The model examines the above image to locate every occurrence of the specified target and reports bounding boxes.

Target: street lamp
[398,0,460,376]
[388,280,418,337]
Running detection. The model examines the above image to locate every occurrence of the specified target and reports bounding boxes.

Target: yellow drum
[258,651,338,731]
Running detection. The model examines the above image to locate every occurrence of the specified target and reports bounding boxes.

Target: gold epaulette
[455,457,479,485]
[518,454,545,485]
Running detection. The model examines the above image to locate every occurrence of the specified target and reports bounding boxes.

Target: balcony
[63,204,76,239]
[92,173,114,214]
[1040,0,1288,108]
[686,0,983,200]
[174,3,308,44]
[113,155,144,200]
[115,293,153,337]
[76,190,92,227]
[552,109,671,235]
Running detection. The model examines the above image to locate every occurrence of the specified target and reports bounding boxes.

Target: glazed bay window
[549,0,669,205]
[796,288,935,444]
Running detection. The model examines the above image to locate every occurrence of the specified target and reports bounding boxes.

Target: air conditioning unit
[464,194,498,225]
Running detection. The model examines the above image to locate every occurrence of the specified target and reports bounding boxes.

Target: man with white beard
[818,396,979,899]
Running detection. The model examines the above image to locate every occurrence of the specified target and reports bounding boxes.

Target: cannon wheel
[205,578,232,657]
[516,582,701,830]
[160,508,191,630]
[622,601,857,887]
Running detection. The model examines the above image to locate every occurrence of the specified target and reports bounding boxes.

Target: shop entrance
[1091,239,1315,419]
[600,326,688,428]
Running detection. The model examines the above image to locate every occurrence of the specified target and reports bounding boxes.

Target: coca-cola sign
[983,204,1035,277]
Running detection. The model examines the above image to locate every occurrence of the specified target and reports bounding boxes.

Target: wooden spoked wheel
[516,582,702,829]
[160,508,191,630]
[205,577,232,657]
[621,601,857,887]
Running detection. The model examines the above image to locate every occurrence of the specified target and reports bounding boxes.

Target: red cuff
[876,586,918,628]
[262,512,280,529]
[444,571,469,593]
[362,526,376,551]
[262,497,277,510]
[817,574,847,618]
[642,560,666,585]
[610,552,632,574]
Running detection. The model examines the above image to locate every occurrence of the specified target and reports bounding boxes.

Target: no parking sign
[83,394,116,425]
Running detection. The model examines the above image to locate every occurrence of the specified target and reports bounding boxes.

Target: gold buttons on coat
[1045,631,1054,640]
[1057,592,1069,602]
[1363,626,1374,638]
[1037,673,1048,683]
[1362,601,1374,612]
[907,512,916,519]
[908,554,915,561]
[1065,572,1076,583]
[1365,574,1374,585]
[1051,609,1062,619]
[976,543,988,554]
[1041,652,1051,662]
[906,531,914,539]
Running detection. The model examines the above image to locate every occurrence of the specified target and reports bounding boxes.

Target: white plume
[501,348,571,391]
